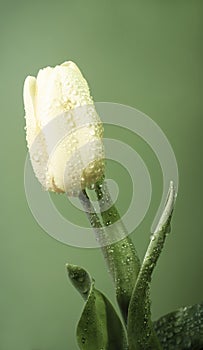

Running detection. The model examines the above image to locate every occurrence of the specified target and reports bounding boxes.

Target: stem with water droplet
[79,180,140,324]
[94,180,141,323]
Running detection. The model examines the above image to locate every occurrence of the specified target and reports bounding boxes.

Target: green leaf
[127,182,176,350]
[154,303,203,350]
[67,264,128,350]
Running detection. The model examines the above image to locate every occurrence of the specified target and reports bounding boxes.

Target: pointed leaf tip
[66,264,91,298]
[154,180,177,234]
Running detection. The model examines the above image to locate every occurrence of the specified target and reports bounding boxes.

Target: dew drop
[167,331,173,338]
[78,276,85,283]
[176,336,182,345]
[32,154,40,162]
[81,336,86,344]
[89,128,96,136]
[126,256,132,264]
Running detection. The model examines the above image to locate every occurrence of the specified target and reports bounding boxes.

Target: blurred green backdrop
[0,0,202,349]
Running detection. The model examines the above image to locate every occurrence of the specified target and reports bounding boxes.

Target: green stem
[94,180,140,323]
[79,183,140,324]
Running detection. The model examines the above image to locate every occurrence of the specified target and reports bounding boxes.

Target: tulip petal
[47,124,104,194]
[56,63,93,110]
[24,75,51,190]
[36,67,61,127]
[23,76,38,148]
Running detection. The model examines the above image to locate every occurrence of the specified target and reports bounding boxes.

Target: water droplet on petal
[32,154,40,162]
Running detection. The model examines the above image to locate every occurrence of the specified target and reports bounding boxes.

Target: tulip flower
[23,61,104,196]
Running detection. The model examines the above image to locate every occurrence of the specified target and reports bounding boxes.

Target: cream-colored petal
[47,126,104,195]
[67,61,87,77]
[36,61,93,132]
[36,66,65,127]
[23,75,36,111]
[35,67,53,125]
[56,63,93,110]
[23,76,38,148]
[23,75,51,190]
[61,61,82,73]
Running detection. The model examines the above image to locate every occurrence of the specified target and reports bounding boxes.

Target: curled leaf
[66,264,128,350]
[66,264,91,300]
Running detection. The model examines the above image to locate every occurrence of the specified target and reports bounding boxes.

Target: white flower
[23,61,104,196]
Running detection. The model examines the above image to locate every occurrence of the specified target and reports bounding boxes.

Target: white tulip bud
[23,61,104,196]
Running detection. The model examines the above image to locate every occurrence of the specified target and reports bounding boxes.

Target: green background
[0,0,202,349]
